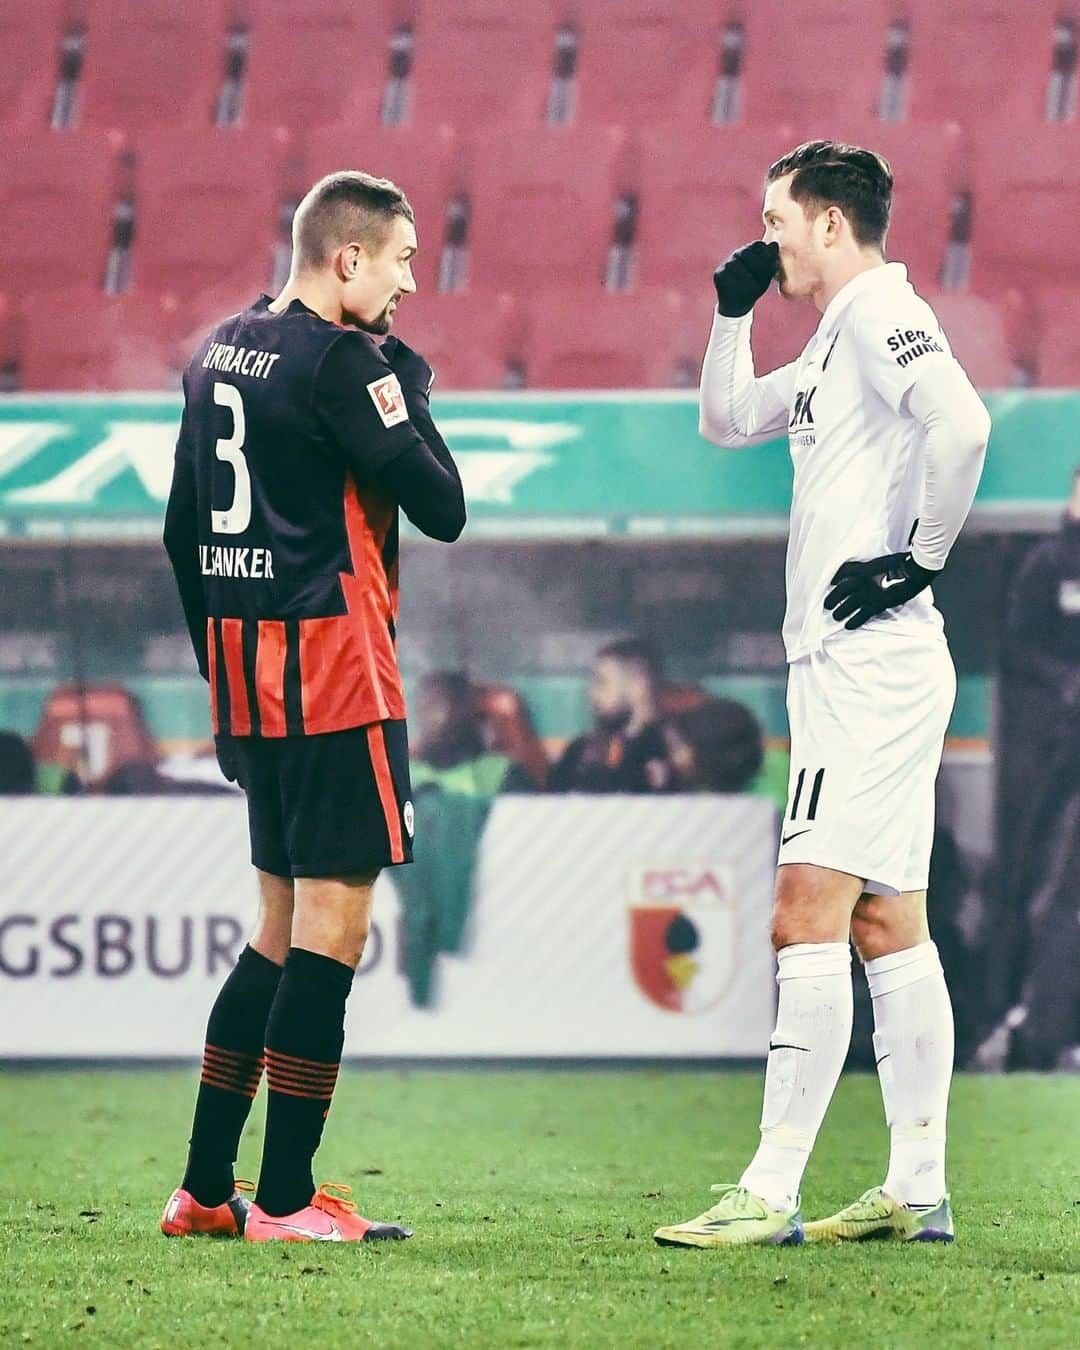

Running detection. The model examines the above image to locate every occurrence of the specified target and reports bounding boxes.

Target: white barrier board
[0,796,777,1058]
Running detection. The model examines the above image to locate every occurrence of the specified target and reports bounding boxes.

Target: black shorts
[219,721,414,878]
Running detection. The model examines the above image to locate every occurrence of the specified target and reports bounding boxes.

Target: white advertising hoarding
[0,796,777,1058]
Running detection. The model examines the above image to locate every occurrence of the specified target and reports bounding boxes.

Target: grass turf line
[0,1070,1076,1348]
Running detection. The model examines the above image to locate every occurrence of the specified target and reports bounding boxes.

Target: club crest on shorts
[628,865,737,1014]
[403,800,415,838]
[366,372,408,428]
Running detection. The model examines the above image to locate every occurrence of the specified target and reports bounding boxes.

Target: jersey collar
[816,261,908,336]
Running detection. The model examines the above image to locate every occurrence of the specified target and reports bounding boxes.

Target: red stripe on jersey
[207,619,220,736]
[220,618,251,736]
[367,723,405,863]
[336,474,404,725]
[255,620,288,737]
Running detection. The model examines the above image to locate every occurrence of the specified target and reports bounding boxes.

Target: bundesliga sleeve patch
[366,372,409,428]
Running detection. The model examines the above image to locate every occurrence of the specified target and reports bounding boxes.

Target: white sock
[864,941,954,1208]
[739,942,853,1211]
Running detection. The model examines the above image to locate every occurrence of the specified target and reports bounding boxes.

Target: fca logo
[790,387,816,428]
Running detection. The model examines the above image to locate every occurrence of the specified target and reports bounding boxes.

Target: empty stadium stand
[0,1,1077,388]
[0,2,66,128]
[904,0,1074,124]
[78,0,226,131]
[0,129,120,296]
[570,0,715,130]
[406,1,555,132]
[19,288,188,392]
[522,287,689,388]
[129,127,283,304]
[241,0,392,131]
[466,125,635,296]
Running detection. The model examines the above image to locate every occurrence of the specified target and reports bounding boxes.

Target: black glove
[824,552,938,630]
[381,334,435,398]
[713,240,780,317]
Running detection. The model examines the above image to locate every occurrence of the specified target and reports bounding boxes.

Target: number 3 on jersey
[211,382,251,535]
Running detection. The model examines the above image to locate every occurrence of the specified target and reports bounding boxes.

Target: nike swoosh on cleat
[265,1219,343,1241]
[781,829,812,845]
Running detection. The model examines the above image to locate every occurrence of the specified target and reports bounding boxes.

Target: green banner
[0,392,1075,539]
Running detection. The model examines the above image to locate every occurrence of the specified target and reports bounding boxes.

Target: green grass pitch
[1,1069,1076,1348]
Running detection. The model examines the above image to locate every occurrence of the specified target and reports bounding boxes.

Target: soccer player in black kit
[160,171,465,1243]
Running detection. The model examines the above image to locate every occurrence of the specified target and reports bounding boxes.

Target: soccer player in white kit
[654,141,991,1249]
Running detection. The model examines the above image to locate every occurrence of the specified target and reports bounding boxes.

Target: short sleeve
[853,298,958,416]
[313,331,427,480]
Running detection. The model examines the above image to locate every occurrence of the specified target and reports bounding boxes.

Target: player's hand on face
[824,551,938,630]
[381,335,436,397]
[713,241,780,317]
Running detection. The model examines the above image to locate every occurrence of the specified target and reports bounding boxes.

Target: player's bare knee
[851,890,929,961]
[771,864,860,950]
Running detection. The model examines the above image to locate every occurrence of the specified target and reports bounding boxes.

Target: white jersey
[700,263,988,662]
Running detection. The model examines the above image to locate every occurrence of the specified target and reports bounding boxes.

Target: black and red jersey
[164,296,465,737]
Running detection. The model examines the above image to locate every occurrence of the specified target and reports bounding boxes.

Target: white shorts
[779,629,956,896]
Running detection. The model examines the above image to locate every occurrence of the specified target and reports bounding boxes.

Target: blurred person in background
[548,637,675,792]
[0,730,35,795]
[662,696,764,793]
[161,169,464,1246]
[1003,465,1080,890]
[412,671,533,795]
[976,467,1080,1069]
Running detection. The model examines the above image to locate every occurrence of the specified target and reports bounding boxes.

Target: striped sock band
[200,1044,265,1099]
[264,1047,340,1101]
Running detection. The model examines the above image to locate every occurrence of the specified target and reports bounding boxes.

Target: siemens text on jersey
[201,342,282,380]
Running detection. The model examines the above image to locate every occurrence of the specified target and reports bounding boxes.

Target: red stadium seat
[243,0,395,132]
[131,128,284,307]
[905,0,1066,124]
[927,292,1015,391]
[79,0,225,131]
[408,1,555,132]
[739,1,897,127]
[0,2,66,128]
[971,126,1080,295]
[0,130,120,295]
[523,288,688,388]
[467,126,634,294]
[1028,287,1080,388]
[572,0,715,129]
[18,288,189,392]
[389,291,525,390]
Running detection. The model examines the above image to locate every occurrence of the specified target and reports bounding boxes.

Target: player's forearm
[907,366,991,570]
[379,439,466,542]
[699,311,782,448]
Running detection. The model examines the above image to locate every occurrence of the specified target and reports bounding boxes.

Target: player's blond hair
[293,170,414,269]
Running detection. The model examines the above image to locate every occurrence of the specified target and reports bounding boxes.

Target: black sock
[181,944,282,1207]
[255,947,354,1217]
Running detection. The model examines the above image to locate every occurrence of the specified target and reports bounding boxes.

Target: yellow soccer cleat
[653,1183,804,1248]
[805,1186,954,1243]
